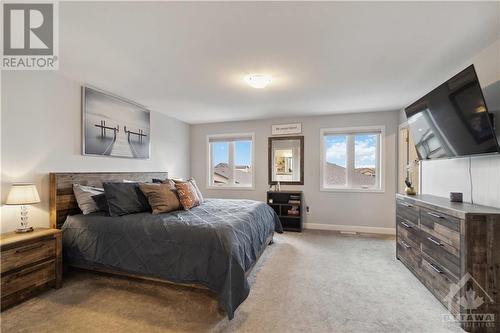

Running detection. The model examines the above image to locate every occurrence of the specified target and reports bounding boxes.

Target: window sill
[207,185,255,191]
[320,187,385,193]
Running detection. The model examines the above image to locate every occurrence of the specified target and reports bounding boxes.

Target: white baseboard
[304,223,396,235]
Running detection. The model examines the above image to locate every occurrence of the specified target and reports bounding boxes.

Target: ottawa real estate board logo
[442,272,495,329]
[2,1,58,70]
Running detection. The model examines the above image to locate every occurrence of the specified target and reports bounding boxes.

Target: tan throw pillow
[139,183,181,214]
[175,182,200,210]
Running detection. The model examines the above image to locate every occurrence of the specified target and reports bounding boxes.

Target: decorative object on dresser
[1,228,62,310]
[267,191,303,232]
[449,192,463,203]
[404,160,418,195]
[396,193,500,332]
[5,184,41,233]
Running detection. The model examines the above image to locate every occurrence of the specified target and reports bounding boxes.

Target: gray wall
[191,111,399,232]
[1,71,191,232]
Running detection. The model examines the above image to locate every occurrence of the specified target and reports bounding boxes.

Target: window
[320,126,384,192]
[207,133,254,189]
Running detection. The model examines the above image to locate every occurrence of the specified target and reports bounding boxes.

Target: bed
[49,172,283,319]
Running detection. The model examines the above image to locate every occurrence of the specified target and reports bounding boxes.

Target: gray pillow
[103,182,151,216]
[73,184,104,215]
[91,194,109,214]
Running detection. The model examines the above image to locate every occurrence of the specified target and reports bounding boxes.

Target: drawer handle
[15,243,44,254]
[7,261,52,281]
[400,202,413,208]
[429,262,443,274]
[400,240,412,249]
[17,267,42,278]
[427,237,443,246]
[427,212,443,219]
[400,221,412,229]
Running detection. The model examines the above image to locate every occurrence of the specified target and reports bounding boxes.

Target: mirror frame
[268,136,304,185]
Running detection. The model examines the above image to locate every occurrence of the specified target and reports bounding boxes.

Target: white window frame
[206,132,255,190]
[320,126,385,193]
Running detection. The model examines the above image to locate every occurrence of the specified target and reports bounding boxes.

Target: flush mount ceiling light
[244,74,272,89]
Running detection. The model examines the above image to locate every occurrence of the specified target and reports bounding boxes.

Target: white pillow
[73,184,104,215]
[189,178,204,203]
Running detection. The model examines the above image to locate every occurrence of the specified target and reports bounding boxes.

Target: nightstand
[1,228,62,310]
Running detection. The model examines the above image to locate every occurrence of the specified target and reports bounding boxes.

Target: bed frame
[49,172,273,291]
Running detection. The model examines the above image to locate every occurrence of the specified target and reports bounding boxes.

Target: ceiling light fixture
[244,74,272,89]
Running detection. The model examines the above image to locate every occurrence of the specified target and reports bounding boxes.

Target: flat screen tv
[405,65,499,160]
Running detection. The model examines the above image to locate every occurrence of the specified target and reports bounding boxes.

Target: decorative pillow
[102,182,151,216]
[153,178,176,189]
[139,183,181,214]
[172,178,204,204]
[188,178,204,204]
[73,184,104,215]
[91,193,109,214]
[175,182,200,210]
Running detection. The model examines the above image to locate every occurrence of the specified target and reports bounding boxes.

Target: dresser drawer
[421,230,460,279]
[1,237,55,274]
[419,255,460,313]
[397,235,421,272]
[396,199,419,224]
[397,217,420,245]
[420,208,460,250]
[1,260,55,298]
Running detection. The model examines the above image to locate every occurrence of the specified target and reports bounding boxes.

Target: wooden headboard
[49,172,168,229]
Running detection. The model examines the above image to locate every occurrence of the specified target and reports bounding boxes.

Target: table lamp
[5,183,40,233]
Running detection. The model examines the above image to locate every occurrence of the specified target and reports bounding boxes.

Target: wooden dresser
[1,228,62,310]
[396,194,500,332]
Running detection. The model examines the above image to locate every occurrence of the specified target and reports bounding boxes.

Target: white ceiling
[59,2,499,124]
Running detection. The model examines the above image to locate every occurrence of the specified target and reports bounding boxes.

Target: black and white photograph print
[83,86,150,159]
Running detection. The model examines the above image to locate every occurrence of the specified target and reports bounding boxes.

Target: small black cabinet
[267,191,303,232]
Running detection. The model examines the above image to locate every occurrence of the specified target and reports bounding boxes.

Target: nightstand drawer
[1,260,55,298]
[1,237,55,274]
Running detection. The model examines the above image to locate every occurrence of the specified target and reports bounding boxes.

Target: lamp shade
[5,184,40,205]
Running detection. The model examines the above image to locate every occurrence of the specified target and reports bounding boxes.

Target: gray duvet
[62,199,283,319]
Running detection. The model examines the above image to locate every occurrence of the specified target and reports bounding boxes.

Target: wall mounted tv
[405,65,499,160]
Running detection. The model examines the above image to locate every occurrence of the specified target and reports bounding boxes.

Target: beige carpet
[1,230,463,333]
